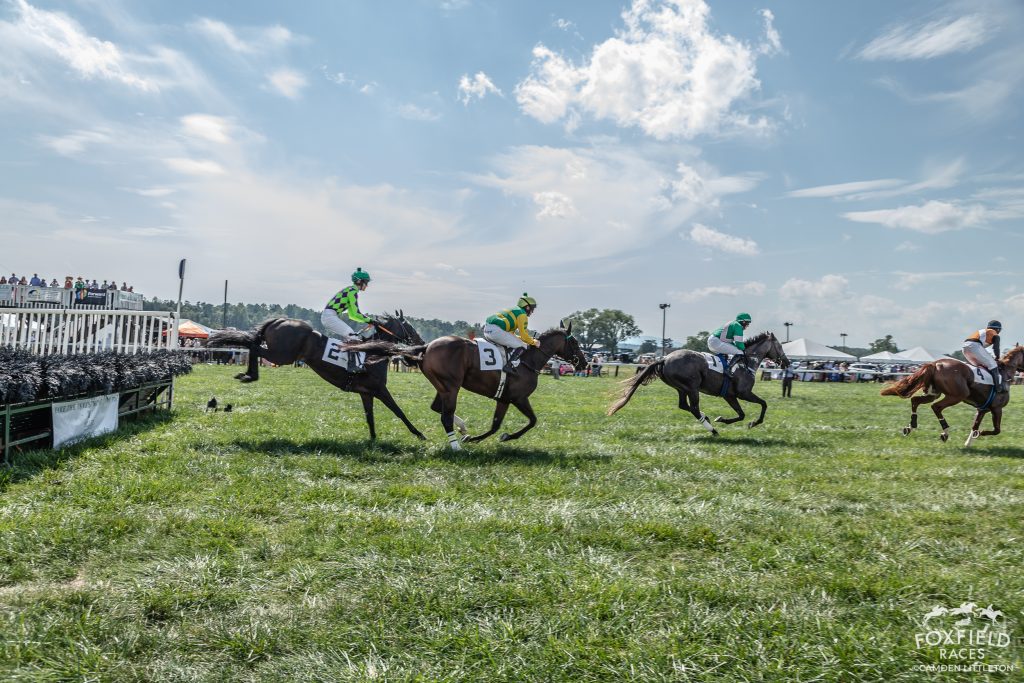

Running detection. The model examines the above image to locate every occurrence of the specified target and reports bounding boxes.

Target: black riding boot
[504,347,524,374]
[729,354,747,377]
[993,368,1007,393]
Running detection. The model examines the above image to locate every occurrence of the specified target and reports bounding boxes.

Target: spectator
[75,277,85,290]
[64,276,73,289]
[89,279,99,289]
[0,276,6,284]
[30,274,41,286]
[101,280,109,289]
[120,282,128,291]
[18,276,27,285]
[782,365,795,398]
[50,278,59,287]
[107,280,118,290]
[128,285,134,292]
[8,273,17,284]
[37,277,48,288]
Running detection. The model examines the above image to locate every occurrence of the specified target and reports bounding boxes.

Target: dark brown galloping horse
[881,345,1024,446]
[345,321,587,450]
[607,332,790,434]
[207,313,427,441]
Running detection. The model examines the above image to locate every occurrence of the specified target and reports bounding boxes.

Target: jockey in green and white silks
[322,268,374,341]
[708,312,752,374]
[483,293,540,373]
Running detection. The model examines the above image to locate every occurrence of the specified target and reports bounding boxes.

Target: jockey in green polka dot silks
[322,268,374,341]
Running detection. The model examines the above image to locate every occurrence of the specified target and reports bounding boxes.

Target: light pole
[840,332,848,351]
[659,303,670,358]
[784,321,793,342]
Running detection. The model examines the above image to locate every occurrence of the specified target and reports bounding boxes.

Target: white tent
[859,350,903,363]
[896,346,953,363]
[781,338,857,361]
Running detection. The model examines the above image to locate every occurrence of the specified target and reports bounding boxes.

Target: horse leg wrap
[698,413,715,433]
[446,431,463,451]
[910,414,918,429]
[939,418,949,431]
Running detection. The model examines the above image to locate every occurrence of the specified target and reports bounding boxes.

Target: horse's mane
[999,344,1024,365]
[746,331,774,346]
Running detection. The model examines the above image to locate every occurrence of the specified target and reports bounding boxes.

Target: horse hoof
[239,375,255,383]
[499,433,511,442]
[711,430,719,437]
[901,426,912,436]
[714,416,725,423]
[233,372,246,380]
[940,432,949,443]
[416,433,427,441]
[747,421,757,429]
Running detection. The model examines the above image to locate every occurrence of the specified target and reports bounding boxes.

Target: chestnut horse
[881,345,1024,446]
[345,321,587,449]
[207,313,427,441]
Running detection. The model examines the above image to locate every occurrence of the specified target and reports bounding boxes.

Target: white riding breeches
[483,323,528,350]
[322,309,356,339]
[707,336,742,357]
[962,340,997,370]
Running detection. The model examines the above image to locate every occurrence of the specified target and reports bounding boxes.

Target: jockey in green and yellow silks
[484,293,540,373]
[708,312,752,375]
[322,267,373,341]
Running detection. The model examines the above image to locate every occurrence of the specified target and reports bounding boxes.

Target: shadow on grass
[231,437,410,461]
[967,444,1024,459]
[0,412,174,491]
[438,444,613,468]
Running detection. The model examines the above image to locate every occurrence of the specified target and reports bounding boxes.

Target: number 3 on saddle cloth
[700,352,737,396]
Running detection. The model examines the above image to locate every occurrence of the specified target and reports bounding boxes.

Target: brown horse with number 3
[345,321,588,450]
[881,345,1024,447]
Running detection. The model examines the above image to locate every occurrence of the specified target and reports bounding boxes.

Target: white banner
[25,287,64,303]
[52,395,119,448]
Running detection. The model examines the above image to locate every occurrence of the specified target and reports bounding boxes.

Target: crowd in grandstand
[0,273,134,291]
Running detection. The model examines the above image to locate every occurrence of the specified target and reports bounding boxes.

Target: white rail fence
[0,309,178,355]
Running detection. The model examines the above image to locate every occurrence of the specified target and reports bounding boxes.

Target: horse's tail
[607,359,665,415]
[207,327,258,349]
[345,340,427,366]
[880,363,935,398]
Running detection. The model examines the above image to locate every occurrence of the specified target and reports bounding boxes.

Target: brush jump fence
[1,309,186,464]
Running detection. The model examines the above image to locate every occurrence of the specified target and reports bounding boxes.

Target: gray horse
[608,332,790,435]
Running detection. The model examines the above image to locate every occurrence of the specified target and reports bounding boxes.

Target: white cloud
[894,240,920,252]
[181,114,232,144]
[9,0,155,91]
[163,157,227,176]
[673,281,766,302]
[533,191,577,219]
[397,103,441,121]
[758,9,782,56]
[554,19,574,31]
[265,68,307,99]
[688,223,759,256]
[435,262,470,277]
[515,0,777,139]
[191,18,294,54]
[38,128,112,155]
[843,200,986,234]
[457,71,502,104]
[787,178,904,199]
[857,14,990,61]
[1007,293,1024,315]
[780,274,848,299]
[124,226,177,237]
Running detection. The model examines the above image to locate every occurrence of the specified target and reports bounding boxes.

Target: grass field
[1,364,1022,681]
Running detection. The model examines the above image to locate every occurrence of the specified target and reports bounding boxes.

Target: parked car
[846,363,882,381]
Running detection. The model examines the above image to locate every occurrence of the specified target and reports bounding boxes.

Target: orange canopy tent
[170,319,212,339]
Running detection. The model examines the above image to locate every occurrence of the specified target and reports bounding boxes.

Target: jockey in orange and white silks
[483,293,540,373]
[963,320,1006,393]
[322,268,374,341]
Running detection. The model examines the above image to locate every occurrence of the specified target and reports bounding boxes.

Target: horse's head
[541,320,587,370]
[374,309,424,345]
[1001,344,1024,373]
[749,331,790,368]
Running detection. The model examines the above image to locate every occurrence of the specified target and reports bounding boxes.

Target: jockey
[322,267,374,342]
[708,312,752,375]
[963,320,1006,393]
[484,293,541,374]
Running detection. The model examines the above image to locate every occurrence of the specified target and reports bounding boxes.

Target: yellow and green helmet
[518,292,537,309]
[351,267,371,284]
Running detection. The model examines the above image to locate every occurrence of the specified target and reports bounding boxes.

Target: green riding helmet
[736,312,752,323]
[518,292,537,309]
[351,267,371,284]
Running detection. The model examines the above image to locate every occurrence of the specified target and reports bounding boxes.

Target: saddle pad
[475,339,505,371]
[322,337,366,370]
[701,352,725,374]
[958,360,995,385]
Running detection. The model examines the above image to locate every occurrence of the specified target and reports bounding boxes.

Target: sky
[1,0,1022,352]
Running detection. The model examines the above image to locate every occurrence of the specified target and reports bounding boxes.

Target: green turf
[1,365,1022,681]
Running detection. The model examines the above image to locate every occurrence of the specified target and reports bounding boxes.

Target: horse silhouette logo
[920,602,1004,629]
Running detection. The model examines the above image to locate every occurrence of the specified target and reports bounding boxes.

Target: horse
[880,345,1024,447]
[607,332,789,435]
[206,312,427,441]
[344,321,587,450]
